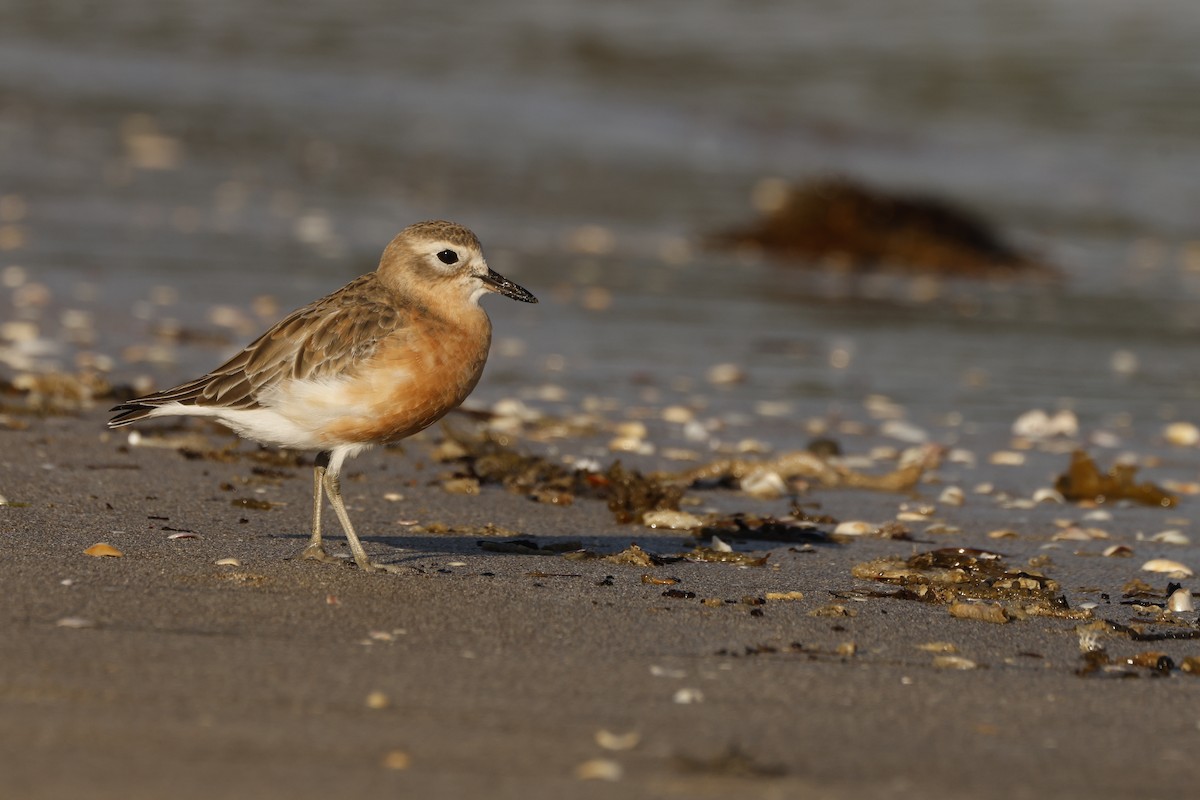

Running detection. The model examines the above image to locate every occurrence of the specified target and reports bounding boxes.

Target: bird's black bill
[482,269,538,303]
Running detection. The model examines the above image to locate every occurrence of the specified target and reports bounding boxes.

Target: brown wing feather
[110,274,408,424]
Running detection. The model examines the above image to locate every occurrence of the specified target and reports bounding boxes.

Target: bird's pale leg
[321,448,376,573]
[301,450,339,564]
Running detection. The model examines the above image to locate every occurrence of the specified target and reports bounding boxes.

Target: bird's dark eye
[436,249,458,265]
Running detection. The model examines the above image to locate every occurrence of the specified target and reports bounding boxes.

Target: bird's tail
[107,402,160,428]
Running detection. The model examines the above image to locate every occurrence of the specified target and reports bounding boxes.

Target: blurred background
[3,0,1200,446]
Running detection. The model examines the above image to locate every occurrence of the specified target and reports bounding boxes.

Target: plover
[109,220,537,572]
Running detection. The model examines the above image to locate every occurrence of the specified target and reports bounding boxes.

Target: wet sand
[2,410,1198,799]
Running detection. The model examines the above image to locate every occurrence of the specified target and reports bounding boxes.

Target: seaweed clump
[712,176,1052,278]
[438,434,683,524]
[852,547,1090,621]
[1054,450,1177,508]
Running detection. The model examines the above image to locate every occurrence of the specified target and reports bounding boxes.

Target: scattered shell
[709,535,733,553]
[615,421,648,440]
[1031,488,1065,504]
[609,436,654,455]
[1167,587,1195,613]
[987,529,1019,540]
[1181,656,1200,675]
[672,688,704,704]
[764,591,804,602]
[662,405,694,424]
[989,451,1026,466]
[55,617,93,629]
[947,449,976,466]
[836,642,857,658]
[83,542,123,558]
[365,691,390,710]
[938,486,965,506]
[924,524,961,536]
[1141,558,1194,577]
[214,557,242,567]
[380,750,410,771]
[916,642,958,654]
[576,758,623,782]
[706,363,745,386]
[949,602,1009,624]
[932,655,978,670]
[595,730,641,751]
[880,419,929,444]
[809,604,856,617]
[1163,421,1200,447]
[834,520,875,536]
[1150,529,1191,546]
[973,482,995,495]
[441,477,481,495]
[739,469,788,499]
[650,665,687,679]
[1012,409,1078,440]
[1082,509,1113,521]
[1052,526,1107,542]
[383,492,404,502]
[1102,545,1134,558]
[642,510,702,530]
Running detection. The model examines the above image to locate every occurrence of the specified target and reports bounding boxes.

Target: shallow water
[3,0,1200,448]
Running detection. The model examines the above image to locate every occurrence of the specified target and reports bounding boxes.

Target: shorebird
[109,220,537,572]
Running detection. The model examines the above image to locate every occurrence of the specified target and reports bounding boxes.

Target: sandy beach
[4,2,1200,796]
[2,407,1198,799]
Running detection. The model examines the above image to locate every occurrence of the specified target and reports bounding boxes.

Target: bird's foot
[300,542,342,565]
[355,558,404,575]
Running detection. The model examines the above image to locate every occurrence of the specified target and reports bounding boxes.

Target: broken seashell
[576,758,623,781]
[1167,587,1195,613]
[661,405,694,424]
[706,363,745,386]
[880,419,928,444]
[938,486,965,506]
[1141,558,1193,577]
[1163,421,1200,447]
[1102,545,1133,558]
[84,542,123,558]
[739,469,788,499]
[1012,409,1078,440]
[595,730,641,751]
[709,535,733,553]
[642,510,702,530]
[608,436,654,455]
[932,655,978,670]
[834,520,875,536]
[214,557,242,567]
[1031,488,1065,504]
[1150,529,1190,546]
[949,602,1009,624]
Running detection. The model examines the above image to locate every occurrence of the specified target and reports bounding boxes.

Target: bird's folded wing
[129,274,408,411]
